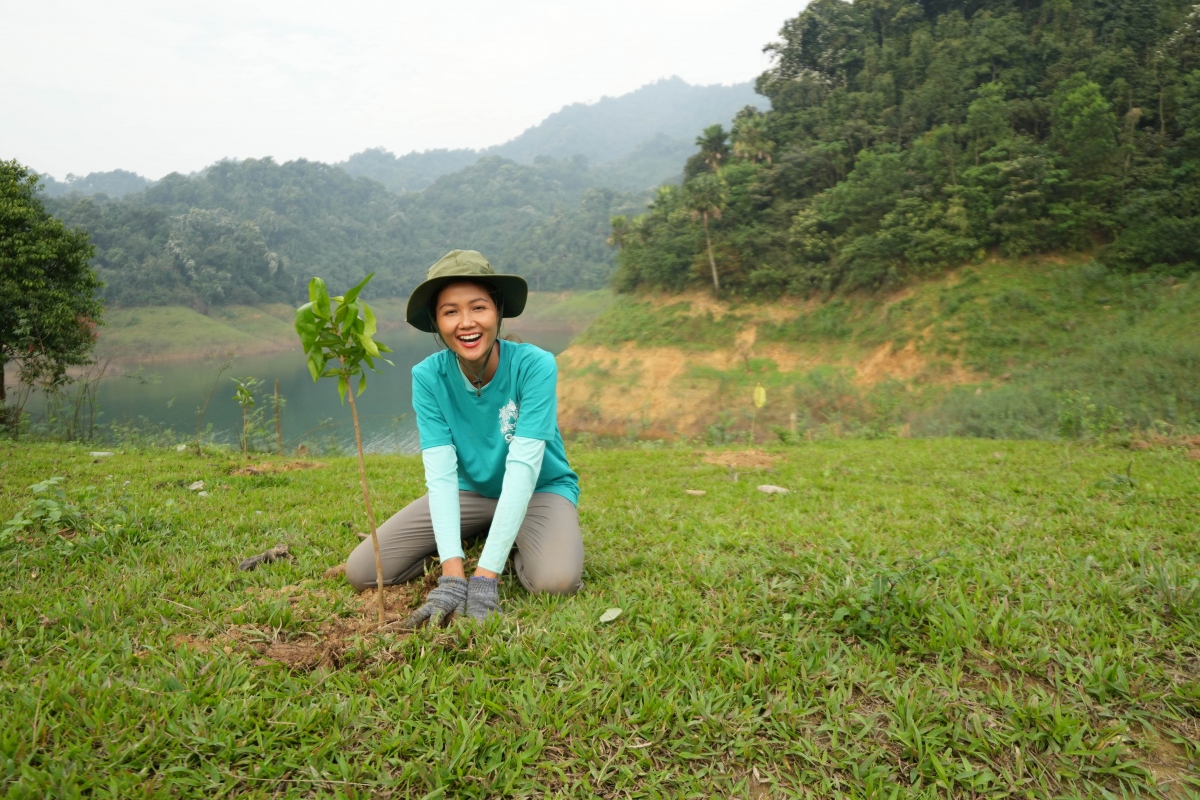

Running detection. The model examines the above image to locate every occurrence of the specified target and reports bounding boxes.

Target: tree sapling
[294,274,393,623]
[231,376,260,457]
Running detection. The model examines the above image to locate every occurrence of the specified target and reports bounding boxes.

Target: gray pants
[345,491,583,595]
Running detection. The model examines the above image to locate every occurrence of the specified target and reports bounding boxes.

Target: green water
[26,330,575,454]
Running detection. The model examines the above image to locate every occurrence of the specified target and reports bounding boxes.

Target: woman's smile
[435,281,502,380]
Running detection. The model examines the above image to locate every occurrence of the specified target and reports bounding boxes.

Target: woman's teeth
[459,333,482,343]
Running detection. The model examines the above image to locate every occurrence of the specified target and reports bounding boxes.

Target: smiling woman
[343,250,583,625]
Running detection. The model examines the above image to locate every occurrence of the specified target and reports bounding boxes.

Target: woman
[345,250,583,626]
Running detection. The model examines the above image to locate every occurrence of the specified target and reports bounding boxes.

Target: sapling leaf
[356,333,380,357]
[308,278,331,320]
[362,303,378,338]
[343,272,373,305]
[337,375,347,403]
[357,371,367,396]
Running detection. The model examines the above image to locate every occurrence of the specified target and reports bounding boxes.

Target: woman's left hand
[465,576,501,621]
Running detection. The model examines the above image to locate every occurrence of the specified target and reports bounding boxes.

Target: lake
[23,329,575,454]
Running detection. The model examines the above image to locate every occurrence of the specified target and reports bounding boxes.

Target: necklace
[457,339,497,397]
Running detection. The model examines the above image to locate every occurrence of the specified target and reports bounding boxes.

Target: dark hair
[430,279,506,350]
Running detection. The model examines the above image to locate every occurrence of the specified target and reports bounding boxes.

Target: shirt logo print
[499,400,519,443]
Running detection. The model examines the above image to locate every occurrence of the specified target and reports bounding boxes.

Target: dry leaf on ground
[238,544,292,571]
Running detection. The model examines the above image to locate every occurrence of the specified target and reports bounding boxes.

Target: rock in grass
[238,544,291,571]
[89,451,114,457]
[757,484,790,495]
[599,608,622,623]
[188,481,204,491]
[684,489,707,497]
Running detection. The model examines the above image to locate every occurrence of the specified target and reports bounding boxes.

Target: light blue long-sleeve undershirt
[421,362,548,573]
[422,437,546,573]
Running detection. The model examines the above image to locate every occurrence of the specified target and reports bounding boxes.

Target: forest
[44,156,646,308]
[37,78,761,309]
[614,0,1200,296]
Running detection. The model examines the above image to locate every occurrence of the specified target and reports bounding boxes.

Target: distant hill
[337,148,480,195]
[34,76,766,308]
[38,169,151,199]
[489,77,764,165]
[45,155,649,308]
[340,77,766,193]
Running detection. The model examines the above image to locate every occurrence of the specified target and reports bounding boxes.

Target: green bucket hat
[405,250,528,333]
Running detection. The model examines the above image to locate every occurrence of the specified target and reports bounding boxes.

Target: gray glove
[399,575,467,629]
[465,576,501,621]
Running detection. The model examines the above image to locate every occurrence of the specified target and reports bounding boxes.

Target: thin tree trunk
[346,384,386,625]
[274,378,282,454]
[703,211,720,295]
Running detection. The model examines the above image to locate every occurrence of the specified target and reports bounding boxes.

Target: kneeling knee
[344,550,376,592]
[523,567,583,596]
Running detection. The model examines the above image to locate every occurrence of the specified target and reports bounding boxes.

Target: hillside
[92,291,613,361]
[556,257,1200,440]
[615,0,1200,298]
[34,77,775,309]
[44,156,647,308]
[340,77,765,193]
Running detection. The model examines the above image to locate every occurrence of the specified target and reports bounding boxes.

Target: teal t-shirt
[411,340,580,505]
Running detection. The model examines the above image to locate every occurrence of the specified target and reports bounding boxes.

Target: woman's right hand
[398,575,468,629]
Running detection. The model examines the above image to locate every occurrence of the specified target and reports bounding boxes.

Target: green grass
[2,439,1198,797]
[99,305,298,360]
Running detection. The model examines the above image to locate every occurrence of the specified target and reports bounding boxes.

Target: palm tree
[684,173,728,295]
[607,215,632,250]
[732,113,775,164]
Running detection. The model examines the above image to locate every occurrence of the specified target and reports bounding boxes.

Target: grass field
[1,439,1198,797]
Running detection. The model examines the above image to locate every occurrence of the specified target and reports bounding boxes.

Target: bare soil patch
[702,450,777,470]
[1128,433,1200,460]
[172,571,443,671]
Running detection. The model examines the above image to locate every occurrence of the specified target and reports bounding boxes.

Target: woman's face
[435,281,500,363]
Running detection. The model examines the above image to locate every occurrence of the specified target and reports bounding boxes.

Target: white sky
[2,0,803,180]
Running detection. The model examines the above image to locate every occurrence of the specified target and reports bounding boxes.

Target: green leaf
[343,272,374,305]
[337,375,347,404]
[362,302,378,338]
[307,354,324,382]
[294,304,321,349]
[308,278,331,320]
[355,333,380,358]
[357,371,367,396]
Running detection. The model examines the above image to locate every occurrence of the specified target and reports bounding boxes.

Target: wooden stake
[274,378,282,454]
[345,384,385,624]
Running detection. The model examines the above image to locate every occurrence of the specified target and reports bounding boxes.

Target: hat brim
[406,274,528,333]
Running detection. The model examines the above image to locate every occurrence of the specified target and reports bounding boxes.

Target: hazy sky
[3,0,803,180]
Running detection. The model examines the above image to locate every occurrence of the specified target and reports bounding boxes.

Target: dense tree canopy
[45,156,647,307]
[1,161,103,402]
[615,0,1200,296]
